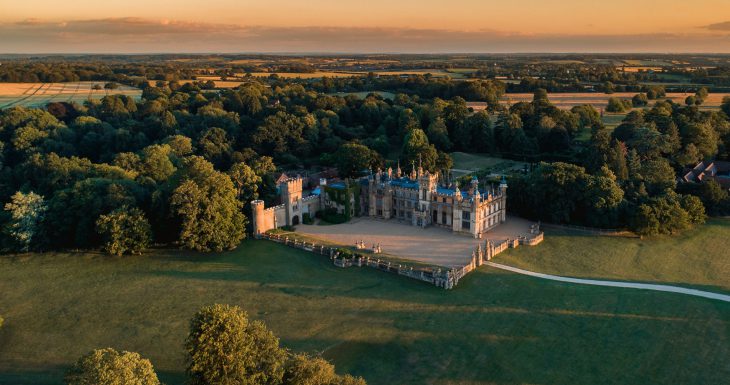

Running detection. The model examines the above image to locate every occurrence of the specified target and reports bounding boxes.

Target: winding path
[485,262,730,303]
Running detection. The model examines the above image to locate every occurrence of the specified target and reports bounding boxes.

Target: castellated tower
[281,177,303,226]
[251,199,266,236]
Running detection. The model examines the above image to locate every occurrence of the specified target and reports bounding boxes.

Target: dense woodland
[1,58,730,254]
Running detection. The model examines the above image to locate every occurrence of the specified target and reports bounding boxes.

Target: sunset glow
[3,0,730,52]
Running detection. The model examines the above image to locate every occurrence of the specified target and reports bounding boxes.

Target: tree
[335,143,381,178]
[607,98,632,113]
[95,206,152,256]
[3,191,47,252]
[632,93,649,107]
[171,157,246,252]
[283,353,366,385]
[228,162,262,203]
[401,128,438,173]
[426,117,452,151]
[185,304,287,385]
[65,348,160,385]
[462,111,493,152]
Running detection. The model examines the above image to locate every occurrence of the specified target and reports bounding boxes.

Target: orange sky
[3,0,730,52]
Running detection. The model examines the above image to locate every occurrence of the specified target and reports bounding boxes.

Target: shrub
[320,208,348,224]
[302,212,313,224]
[283,353,367,385]
[336,248,354,258]
[65,348,160,385]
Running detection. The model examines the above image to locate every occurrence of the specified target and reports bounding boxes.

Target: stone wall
[257,229,545,290]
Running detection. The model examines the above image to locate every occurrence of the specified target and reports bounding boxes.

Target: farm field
[0,238,729,385]
[496,218,730,291]
[469,92,730,111]
[0,82,141,109]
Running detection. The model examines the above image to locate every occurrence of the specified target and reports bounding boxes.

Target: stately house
[252,164,508,239]
[682,160,730,191]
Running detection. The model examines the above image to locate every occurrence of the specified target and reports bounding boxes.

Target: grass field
[450,152,527,174]
[495,218,730,291]
[0,237,729,385]
[0,82,142,109]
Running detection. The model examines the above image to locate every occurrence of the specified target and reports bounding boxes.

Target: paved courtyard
[296,216,538,268]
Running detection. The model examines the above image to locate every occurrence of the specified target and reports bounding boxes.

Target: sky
[3,0,730,53]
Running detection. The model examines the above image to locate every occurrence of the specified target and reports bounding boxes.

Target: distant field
[468,92,730,111]
[246,71,362,79]
[0,82,141,109]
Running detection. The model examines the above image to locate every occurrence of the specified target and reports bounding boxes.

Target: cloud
[704,21,730,31]
[2,17,730,53]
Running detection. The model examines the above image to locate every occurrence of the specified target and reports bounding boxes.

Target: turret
[470,176,479,197]
[499,176,508,196]
[396,161,402,178]
[251,200,266,236]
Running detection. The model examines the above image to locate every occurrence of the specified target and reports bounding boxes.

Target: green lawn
[450,152,526,174]
[1,238,729,385]
[495,219,730,292]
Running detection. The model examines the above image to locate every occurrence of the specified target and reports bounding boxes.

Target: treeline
[60,304,365,385]
[510,97,730,235]
[0,76,516,254]
[0,61,198,85]
[1,73,728,253]
[307,75,506,105]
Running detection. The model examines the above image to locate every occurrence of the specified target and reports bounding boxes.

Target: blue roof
[389,177,418,189]
[328,182,347,190]
[312,187,321,196]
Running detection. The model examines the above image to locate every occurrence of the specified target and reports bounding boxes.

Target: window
[377,209,382,216]
[462,221,470,230]
[442,211,447,224]
[462,211,471,220]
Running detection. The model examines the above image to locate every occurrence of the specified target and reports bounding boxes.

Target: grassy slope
[495,219,730,292]
[1,239,729,385]
[450,152,524,172]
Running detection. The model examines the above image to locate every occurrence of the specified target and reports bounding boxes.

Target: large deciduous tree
[401,128,438,173]
[171,156,245,252]
[335,142,382,178]
[185,304,287,385]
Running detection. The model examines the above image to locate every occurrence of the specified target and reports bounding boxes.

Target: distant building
[682,161,730,190]
[252,164,507,239]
